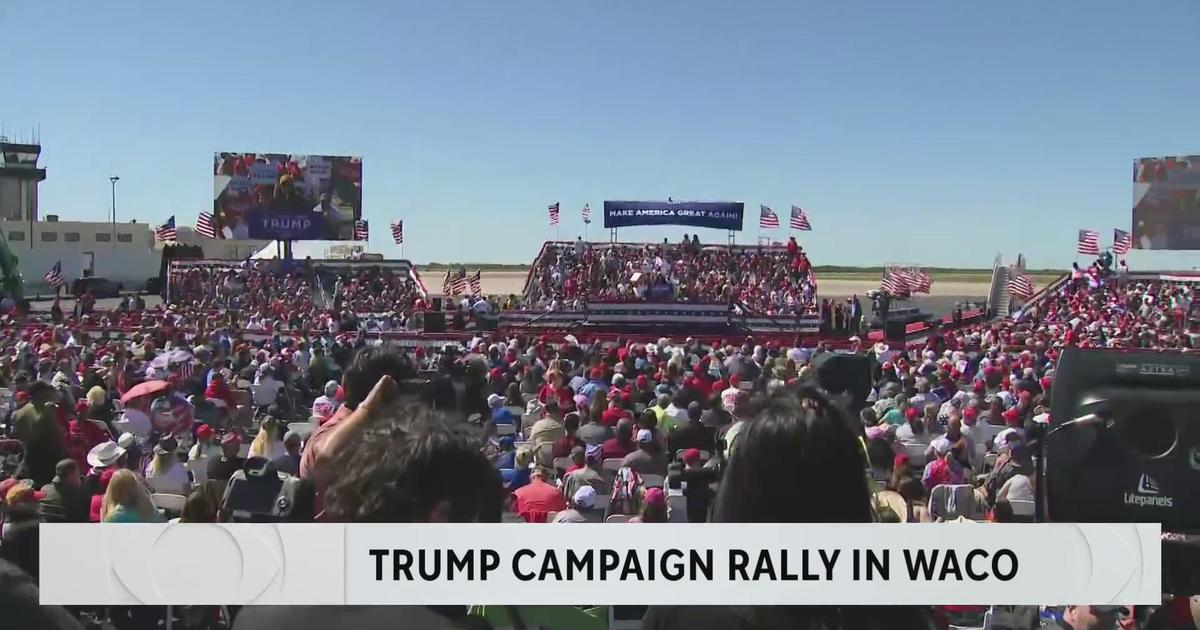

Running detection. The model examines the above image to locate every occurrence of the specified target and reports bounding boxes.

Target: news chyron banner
[1133,155,1200,250]
[213,153,363,241]
[41,523,1159,606]
[603,200,744,231]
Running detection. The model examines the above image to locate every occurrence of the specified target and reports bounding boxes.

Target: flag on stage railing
[469,269,482,296]
[442,268,453,295]
[789,206,812,231]
[195,212,217,239]
[354,220,369,241]
[582,203,591,224]
[759,205,780,228]
[452,267,468,295]
[1113,228,1132,255]
[549,202,560,226]
[1009,273,1036,301]
[154,216,177,242]
[881,269,912,296]
[1077,229,1100,255]
[913,270,933,294]
[44,261,64,290]
[391,221,404,245]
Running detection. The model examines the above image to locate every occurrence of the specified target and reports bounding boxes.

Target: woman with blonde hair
[248,415,285,461]
[144,436,190,495]
[101,469,160,523]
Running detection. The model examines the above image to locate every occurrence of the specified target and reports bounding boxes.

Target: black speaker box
[884,320,906,342]
[431,297,443,311]
[1047,347,1200,533]
[424,310,446,333]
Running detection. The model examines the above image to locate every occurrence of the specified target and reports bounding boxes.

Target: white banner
[40,523,1161,606]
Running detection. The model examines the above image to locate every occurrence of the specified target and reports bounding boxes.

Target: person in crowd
[188,424,221,461]
[1041,605,1129,630]
[576,408,612,446]
[922,439,965,491]
[1,482,44,581]
[144,436,190,496]
[206,433,246,486]
[601,418,637,460]
[249,415,286,461]
[642,385,935,629]
[993,442,1035,505]
[629,486,668,523]
[561,445,605,500]
[311,380,340,424]
[100,469,159,523]
[12,381,65,487]
[552,485,600,523]
[622,428,668,476]
[39,459,90,523]
[529,400,566,455]
[551,412,583,458]
[178,486,219,523]
[274,430,303,476]
[667,400,715,456]
[501,447,534,491]
[511,466,566,522]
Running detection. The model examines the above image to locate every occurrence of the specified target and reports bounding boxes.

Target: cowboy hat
[87,440,126,469]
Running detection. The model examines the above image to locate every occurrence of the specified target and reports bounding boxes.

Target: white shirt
[997,474,1034,503]
[253,376,283,406]
[144,461,190,496]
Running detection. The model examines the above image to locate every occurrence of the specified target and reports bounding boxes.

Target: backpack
[608,467,644,517]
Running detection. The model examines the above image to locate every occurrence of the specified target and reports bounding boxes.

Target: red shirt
[552,434,580,458]
[600,437,633,460]
[512,478,566,522]
[600,408,628,427]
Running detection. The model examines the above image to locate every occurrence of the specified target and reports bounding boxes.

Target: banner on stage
[603,200,744,231]
[40,523,1159,606]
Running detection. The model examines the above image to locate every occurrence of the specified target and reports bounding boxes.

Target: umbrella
[148,348,193,372]
[120,380,170,404]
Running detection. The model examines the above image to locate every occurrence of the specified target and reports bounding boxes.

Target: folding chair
[495,423,517,437]
[605,514,631,524]
[901,442,928,467]
[151,493,188,513]
[88,418,115,440]
[1008,499,1035,517]
[287,421,316,440]
[640,474,666,489]
[186,458,208,485]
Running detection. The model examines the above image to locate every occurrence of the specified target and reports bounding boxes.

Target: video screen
[213,152,362,240]
[1132,155,1200,250]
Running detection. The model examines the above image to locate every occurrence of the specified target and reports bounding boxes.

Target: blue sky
[4,1,1200,269]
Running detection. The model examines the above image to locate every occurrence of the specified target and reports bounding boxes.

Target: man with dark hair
[300,347,412,484]
[12,381,64,487]
[668,401,716,456]
[39,459,89,523]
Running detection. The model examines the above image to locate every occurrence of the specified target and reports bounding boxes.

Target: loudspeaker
[812,352,873,405]
[431,297,443,311]
[423,310,446,333]
[1047,347,1200,533]
[884,320,906,342]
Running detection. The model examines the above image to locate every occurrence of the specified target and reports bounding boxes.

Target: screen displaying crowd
[0,249,1196,629]
[523,237,817,316]
[213,153,363,241]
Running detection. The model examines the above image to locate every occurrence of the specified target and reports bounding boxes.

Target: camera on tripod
[218,456,314,523]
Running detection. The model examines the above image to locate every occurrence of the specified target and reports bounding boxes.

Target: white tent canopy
[250,241,370,260]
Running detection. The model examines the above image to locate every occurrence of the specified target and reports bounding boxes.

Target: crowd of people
[523,237,817,316]
[0,244,1197,629]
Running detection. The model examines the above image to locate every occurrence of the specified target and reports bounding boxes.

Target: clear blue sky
[4,1,1200,269]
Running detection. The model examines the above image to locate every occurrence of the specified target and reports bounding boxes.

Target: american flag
[195,212,217,239]
[44,261,65,290]
[154,216,177,242]
[391,220,404,244]
[789,205,812,231]
[442,268,454,295]
[1077,229,1100,256]
[913,270,933,294]
[354,220,369,241]
[452,267,468,295]
[880,269,912,296]
[582,203,591,224]
[548,202,560,226]
[759,205,780,228]
[469,269,482,295]
[1009,273,1036,301]
[1113,228,1132,255]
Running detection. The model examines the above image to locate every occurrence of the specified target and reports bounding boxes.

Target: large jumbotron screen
[213,152,362,240]
[1133,155,1200,250]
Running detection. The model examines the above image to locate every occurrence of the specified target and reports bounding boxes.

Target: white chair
[601,458,624,474]
[640,474,666,488]
[495,423,517,437]
[605,514,630,524]
[1008,499,1036,517]
[187,458,208,484]
[288,421,316,439]
[901,442,928,466]
[151,493,188,513]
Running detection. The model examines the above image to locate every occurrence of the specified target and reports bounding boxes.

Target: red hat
[904,407,918,420]
[682,448,703,465]
[893,453,909,469]
[590,368,604,380]
[489,367,503,380]
[963,407,979,421]
[882,362,893,371]
[972,380,985,393]
[14,391,28,403]
[729,374,741,386]
[1002,408,1020,425]
[74,400,90,414]
[635,374,648,388]
[1039,376,1052,390]
[683,376,696,390]
[196,424,215,440]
